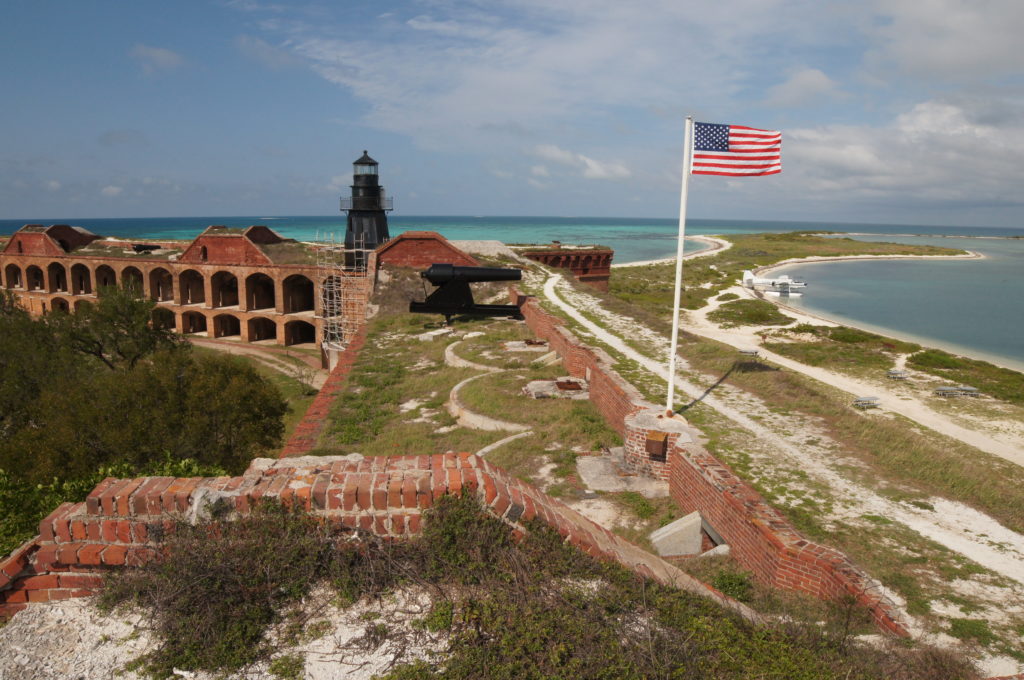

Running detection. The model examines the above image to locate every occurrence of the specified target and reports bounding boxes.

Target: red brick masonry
[280,325,369,457]
[0,453,751,623]
[512,288,909,637]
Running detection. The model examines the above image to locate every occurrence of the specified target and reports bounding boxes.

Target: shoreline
[611,235,731,267]
[753,249,984,278]
[610,235,1019,372]
[745,251,1024,374]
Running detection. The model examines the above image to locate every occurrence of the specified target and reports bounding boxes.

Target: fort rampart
[512,288,909,636]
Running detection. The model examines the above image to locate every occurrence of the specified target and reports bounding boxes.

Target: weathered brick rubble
[0,453,751,623]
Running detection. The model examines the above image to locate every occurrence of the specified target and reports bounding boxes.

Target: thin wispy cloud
[129,44,183,75]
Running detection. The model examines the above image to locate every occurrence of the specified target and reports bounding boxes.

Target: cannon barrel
[420,264,522,285]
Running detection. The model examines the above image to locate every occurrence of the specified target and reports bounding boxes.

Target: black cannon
[409,263,523,323]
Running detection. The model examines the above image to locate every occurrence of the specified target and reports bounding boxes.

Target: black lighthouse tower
[342,151,392,250]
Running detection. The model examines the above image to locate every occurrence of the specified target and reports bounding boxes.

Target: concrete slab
[650,511,703,557]
[575,448,669,498]
[523,377,590,400]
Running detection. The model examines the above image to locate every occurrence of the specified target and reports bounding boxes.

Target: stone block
[649,511,704,557]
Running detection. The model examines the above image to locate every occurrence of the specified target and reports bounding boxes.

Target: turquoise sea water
[773,235,1024,371]
[2,215,1022,369]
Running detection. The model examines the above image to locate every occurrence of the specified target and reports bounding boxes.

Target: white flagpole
[665,116,694,417]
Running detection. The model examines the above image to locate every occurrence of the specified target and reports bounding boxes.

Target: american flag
[691,122,781,176]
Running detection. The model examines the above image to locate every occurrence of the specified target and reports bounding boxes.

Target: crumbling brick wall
[512,287,909,637]
[0,454,747,622]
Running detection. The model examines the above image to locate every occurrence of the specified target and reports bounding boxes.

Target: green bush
[708,300,794,328]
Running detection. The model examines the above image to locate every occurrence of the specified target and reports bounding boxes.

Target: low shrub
[708,300,795,328]
[100,494,980,680]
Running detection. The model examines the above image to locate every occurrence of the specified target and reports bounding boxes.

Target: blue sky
[3,0,1024,227]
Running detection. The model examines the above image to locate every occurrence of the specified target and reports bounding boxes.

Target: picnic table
[934,385,981,398]
[853,396,880,409]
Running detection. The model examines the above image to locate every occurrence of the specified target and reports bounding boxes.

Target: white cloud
[100,185,123,197]
[784,98,1024,204]
[129,44,183,75]
[530,165,549,177]
[763,68,846,108]
[261,0,847,153]
[533,144,630,180]
[865,0,1024,82]
[234,34,300,70]
[45,180,61,191]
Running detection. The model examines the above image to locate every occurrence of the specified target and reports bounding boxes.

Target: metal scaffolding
[316,231,370,356]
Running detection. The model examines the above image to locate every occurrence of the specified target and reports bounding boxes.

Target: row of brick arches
[37,297,317,346]
[2,262,316,313]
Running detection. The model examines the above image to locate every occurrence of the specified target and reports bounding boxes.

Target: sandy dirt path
[189,338,328,389]
[687,286,1024,466]
[542,273,1024,592]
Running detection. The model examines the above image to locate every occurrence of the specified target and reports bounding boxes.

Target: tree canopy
[0,287,288,553]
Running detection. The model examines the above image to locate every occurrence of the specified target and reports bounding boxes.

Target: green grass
[707,299,795,328]
[908,349,1024,405]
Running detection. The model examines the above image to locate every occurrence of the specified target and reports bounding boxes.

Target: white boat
[742,270,807,296]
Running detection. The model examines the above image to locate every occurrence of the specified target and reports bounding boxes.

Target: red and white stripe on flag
[691,122,781,176]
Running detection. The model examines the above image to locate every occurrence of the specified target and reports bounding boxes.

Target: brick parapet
[510,287,909,637]
[0,453,751,622]
[669,444,908,636]
[513,291,650,437]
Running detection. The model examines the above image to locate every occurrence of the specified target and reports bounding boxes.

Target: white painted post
[665,116,694,417]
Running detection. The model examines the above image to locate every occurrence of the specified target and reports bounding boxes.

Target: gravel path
[543,273,1024,592]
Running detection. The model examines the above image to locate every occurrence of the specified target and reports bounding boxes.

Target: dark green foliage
[101,494,977,680]
[0,350,286,483]
[100,502,361,676]
[908,349,1024,405]
[708,299,795,328]
[0,457,226,558]
[50,284,182,370]
[0,286,287,557]
[766,324,921,371]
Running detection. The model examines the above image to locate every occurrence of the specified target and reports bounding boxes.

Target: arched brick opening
[47,262,68,293]
[245,273,275,310]
[121,266,143,294]
[283,274,314,313]
[211,271,239,308]
[149,267,173,302]
[50,297,70,313]
[247,316,277,342]
[213,314,241,339]
[284,319,316,346]
[181,311,208,334]
[70,264,92,295]
[152,307,175,331]
[74,300,93,314]
[26,266,44,291]
[179,270,205,305]
[95,265,116,290]
[4,264,22,289]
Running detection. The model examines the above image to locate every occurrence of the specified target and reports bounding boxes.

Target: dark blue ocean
[2,215,1022,369]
